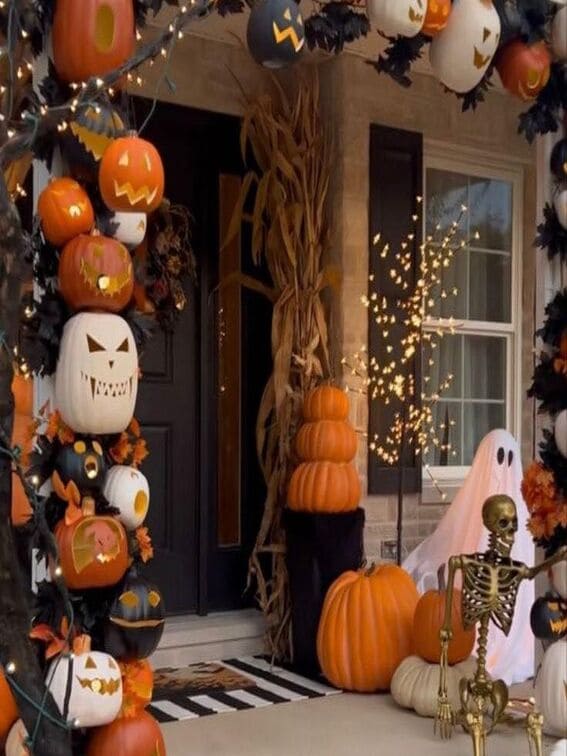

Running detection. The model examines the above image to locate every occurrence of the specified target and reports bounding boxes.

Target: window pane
[423,333,462,399]
[463,402,506,465]
[423,400,462,467]
[469,178,512,250]
[469,250,511,323]
[463,335,506,400]
[426,169,468,237]
[429,246,468,320]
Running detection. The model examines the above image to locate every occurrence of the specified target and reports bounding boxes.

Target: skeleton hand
[435,695,454,740]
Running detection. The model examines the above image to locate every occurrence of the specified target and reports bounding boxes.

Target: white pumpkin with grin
[367,0,425,38]
[55,312,139,435]
[430,0,501,93]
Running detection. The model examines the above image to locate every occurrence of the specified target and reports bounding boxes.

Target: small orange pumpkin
[287,461,361,513]
[86,710,165,756]
[118,659,154,717]
[422,0,451,36]
[317,564,419,692]
[0,670,18,748]
[412,566,476,665]
[38,178,94,247]
[58,233,134,312]
[303,386,349,422]
[296,420,358,463]
[99,134,165,213]
[495,40,551,101]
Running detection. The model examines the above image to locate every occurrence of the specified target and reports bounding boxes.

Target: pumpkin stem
[73,634,91,655]
[438,563,446,592]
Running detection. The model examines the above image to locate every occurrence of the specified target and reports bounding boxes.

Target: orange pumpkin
[55,514,129,590]
[52,0,135,83]
[317,564,419,692]
[412,567,475,665]
[495,40,551,101]
[10,374,33,526]
[0,670,18,747]
[86,710,165,756]
[303,386,349,422]
[296,420,358,463]
[118,659,153,717]
[38,178,94,247]
[287,461,361,513]
[422,0,451,36]
[99,135,165,213]
[58,233,134,312]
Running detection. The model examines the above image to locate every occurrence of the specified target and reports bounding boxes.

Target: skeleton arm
[524,545,567,581]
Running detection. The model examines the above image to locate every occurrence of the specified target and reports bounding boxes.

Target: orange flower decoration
[135,526,154,563]
[118,659,154,718]
[109,418,149,467]
[44,411,74,445]
[522,462,567,542]
[30,617,72,660]
[132,439,149,468]
[110,433,133,465]
[128,417,141,438]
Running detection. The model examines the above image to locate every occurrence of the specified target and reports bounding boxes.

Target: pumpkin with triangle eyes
[38,178,95,247]
[247,0,305,69]
[86,710,165,756]
[422,0,450,36]
[104,570,165,660]
[64,104,126,182]
[54,438,107,496]
[46,636,123,728]
[530,595,567,642]
[99,134,164,213]
[367,0,426,38]
[495,39,551,102]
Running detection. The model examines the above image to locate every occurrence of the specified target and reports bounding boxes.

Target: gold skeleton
[435,494,567,756]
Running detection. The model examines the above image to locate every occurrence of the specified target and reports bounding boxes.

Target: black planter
[284,507,365,676]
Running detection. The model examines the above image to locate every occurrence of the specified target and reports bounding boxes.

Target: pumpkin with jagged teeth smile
[99,134,164,213]
[77,676,122,695]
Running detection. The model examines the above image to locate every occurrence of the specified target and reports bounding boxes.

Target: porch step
[151,609,266,668]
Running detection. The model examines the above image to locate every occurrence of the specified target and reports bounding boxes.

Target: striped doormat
[148,656,340,722]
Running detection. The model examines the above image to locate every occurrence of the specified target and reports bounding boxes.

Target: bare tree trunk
[0,174,71,755]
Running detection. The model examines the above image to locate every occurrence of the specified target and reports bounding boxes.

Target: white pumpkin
[536,638,567,737]
[554,189,567,232]
[551,7,567,61]
[103,465,150,530]
[429,0,501,93]
[5,720,29,756]
[112,211,147,249]
[391,655,478,718]
[550,561,567,600]
[555,410,567,459]
[367,0,426,37]
[46,642,123,728]
[55,313,138,435]
[550,740,567,756]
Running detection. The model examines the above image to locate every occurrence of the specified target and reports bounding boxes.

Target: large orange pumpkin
[412,567,475,665]
[86,710,165,756]
[422,0,451,36]
[52,0,135,83]
[99,135,165,213]
[58,233,134,312]
[303,386,349,422]
[296,420,357,463]
[118,659,153,717]
[317,564,419,692]
[0,669,18,747]
[495,40,551,101]
[55,514,129,590]
[287,461,361,513]
[38,178,95,247]
[11,374,33,526]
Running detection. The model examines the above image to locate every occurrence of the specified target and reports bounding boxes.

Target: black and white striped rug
[148,656,340,722]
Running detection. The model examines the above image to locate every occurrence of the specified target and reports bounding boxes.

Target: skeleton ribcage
[461,555,521,636]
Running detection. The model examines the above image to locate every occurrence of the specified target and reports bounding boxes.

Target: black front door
[133,100,269,615]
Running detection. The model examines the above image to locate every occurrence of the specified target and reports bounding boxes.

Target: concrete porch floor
[162,691,562,755]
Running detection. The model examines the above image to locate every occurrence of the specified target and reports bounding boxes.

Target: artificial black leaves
[369,34,427,88]
[305,2,370,55]
[535,203,567,263]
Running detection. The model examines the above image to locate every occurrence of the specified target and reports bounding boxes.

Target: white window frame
[422,140,524,500]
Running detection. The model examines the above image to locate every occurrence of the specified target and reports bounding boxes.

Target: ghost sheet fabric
[403,429,534,684]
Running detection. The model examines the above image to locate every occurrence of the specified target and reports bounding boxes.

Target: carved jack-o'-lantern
[112,212,147,249]
[99,135,165,213]
[367,0,425,38]
[104,571,165,660]
[429,0,501,93]
[55,313,139,435]
[495,40,551,101]
[64,105,126,182]
[247,0,305,69]
[47,637,123,727]
[530,595,567,642]
[422,0,451,37]
[103,465,150,531]
[58,233,134,313]
[55,438,107,497]
[52,0,135,83]
[55,512,129,590]
[38,178,95,247]
[86,710,166,756]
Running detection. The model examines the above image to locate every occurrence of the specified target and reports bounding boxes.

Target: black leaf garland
[535,203,567,263]
[305,3,370,55]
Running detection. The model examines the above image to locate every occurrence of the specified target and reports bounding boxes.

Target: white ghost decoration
[112,211,147,249]
[429,0,501,93]
[551,6,567,61]
[55,313,139,435]
[103,465,150,530]
[367,0,426,37]
[403,429,534,685]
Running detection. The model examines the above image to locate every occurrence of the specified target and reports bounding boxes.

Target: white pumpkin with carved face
[551,6,567,61]
[103,465,150,530]
[429,0,501,93]
[554,188,567,232]
[112,211,147,249]
[367,0,425,37]
[55,313,138,435]
[46,644,123,728]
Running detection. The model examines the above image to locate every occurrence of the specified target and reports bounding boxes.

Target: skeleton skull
[482,495,518,554]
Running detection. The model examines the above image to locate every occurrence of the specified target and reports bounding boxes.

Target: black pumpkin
[550,138,567,184]
[246,0,305,69]
[104,570,165,660]
[54,438,107,496]
[529,595,567,641]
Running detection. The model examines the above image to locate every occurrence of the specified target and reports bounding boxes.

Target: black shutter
[368,124,423,496]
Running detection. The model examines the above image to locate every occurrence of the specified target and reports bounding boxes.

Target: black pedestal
[284,507,365,676]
